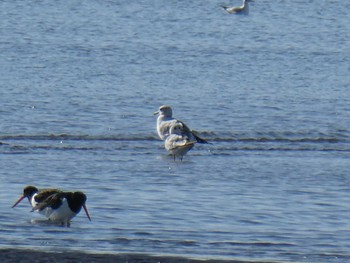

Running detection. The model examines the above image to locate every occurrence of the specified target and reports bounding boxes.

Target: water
[1,0,350,262]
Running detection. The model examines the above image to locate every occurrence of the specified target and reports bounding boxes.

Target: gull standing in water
[154,105,208,143]
[222,0,249,14]
[165,122,197,161]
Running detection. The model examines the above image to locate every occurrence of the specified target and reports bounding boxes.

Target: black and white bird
[12,185,91,226]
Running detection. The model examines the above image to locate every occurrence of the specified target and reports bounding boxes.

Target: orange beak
[12,195,26,208]
[83,204,91,221]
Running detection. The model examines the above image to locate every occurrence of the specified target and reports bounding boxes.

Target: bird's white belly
[48,199,76,223]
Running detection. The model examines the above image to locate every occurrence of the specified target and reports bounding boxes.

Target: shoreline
[0,249,271,263]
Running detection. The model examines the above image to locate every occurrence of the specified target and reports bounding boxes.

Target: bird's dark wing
[32,192,65,211]
[34,189,62,203]
[191,130,209,144]
[178,121,208,143]
[178,120,208,144]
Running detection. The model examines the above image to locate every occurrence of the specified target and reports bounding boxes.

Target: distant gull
[165,122,196,161]
[154,105,208,143]
[222,0,249,14]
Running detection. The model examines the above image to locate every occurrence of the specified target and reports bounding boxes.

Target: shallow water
[1,0,350,262]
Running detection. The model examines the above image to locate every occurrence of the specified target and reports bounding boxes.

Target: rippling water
[1,0,350,262]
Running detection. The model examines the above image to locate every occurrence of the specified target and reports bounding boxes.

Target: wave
[208,240,295,248]
[0,134,158,142]
[1,131,349,153]
[0,130,349,143]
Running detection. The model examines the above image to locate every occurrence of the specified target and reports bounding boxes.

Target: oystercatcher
[13,186,91,226]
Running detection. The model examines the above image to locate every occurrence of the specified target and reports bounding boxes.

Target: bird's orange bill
[83,204,91,221]
[12,195,25,208]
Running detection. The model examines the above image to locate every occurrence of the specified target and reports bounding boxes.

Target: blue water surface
[1,0,350,262]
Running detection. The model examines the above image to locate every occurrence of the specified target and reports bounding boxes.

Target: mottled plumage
[165,122,197,161]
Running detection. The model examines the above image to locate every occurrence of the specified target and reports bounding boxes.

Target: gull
[153,105,208,143]
[222,0,249,14]
[165,122,197,161]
